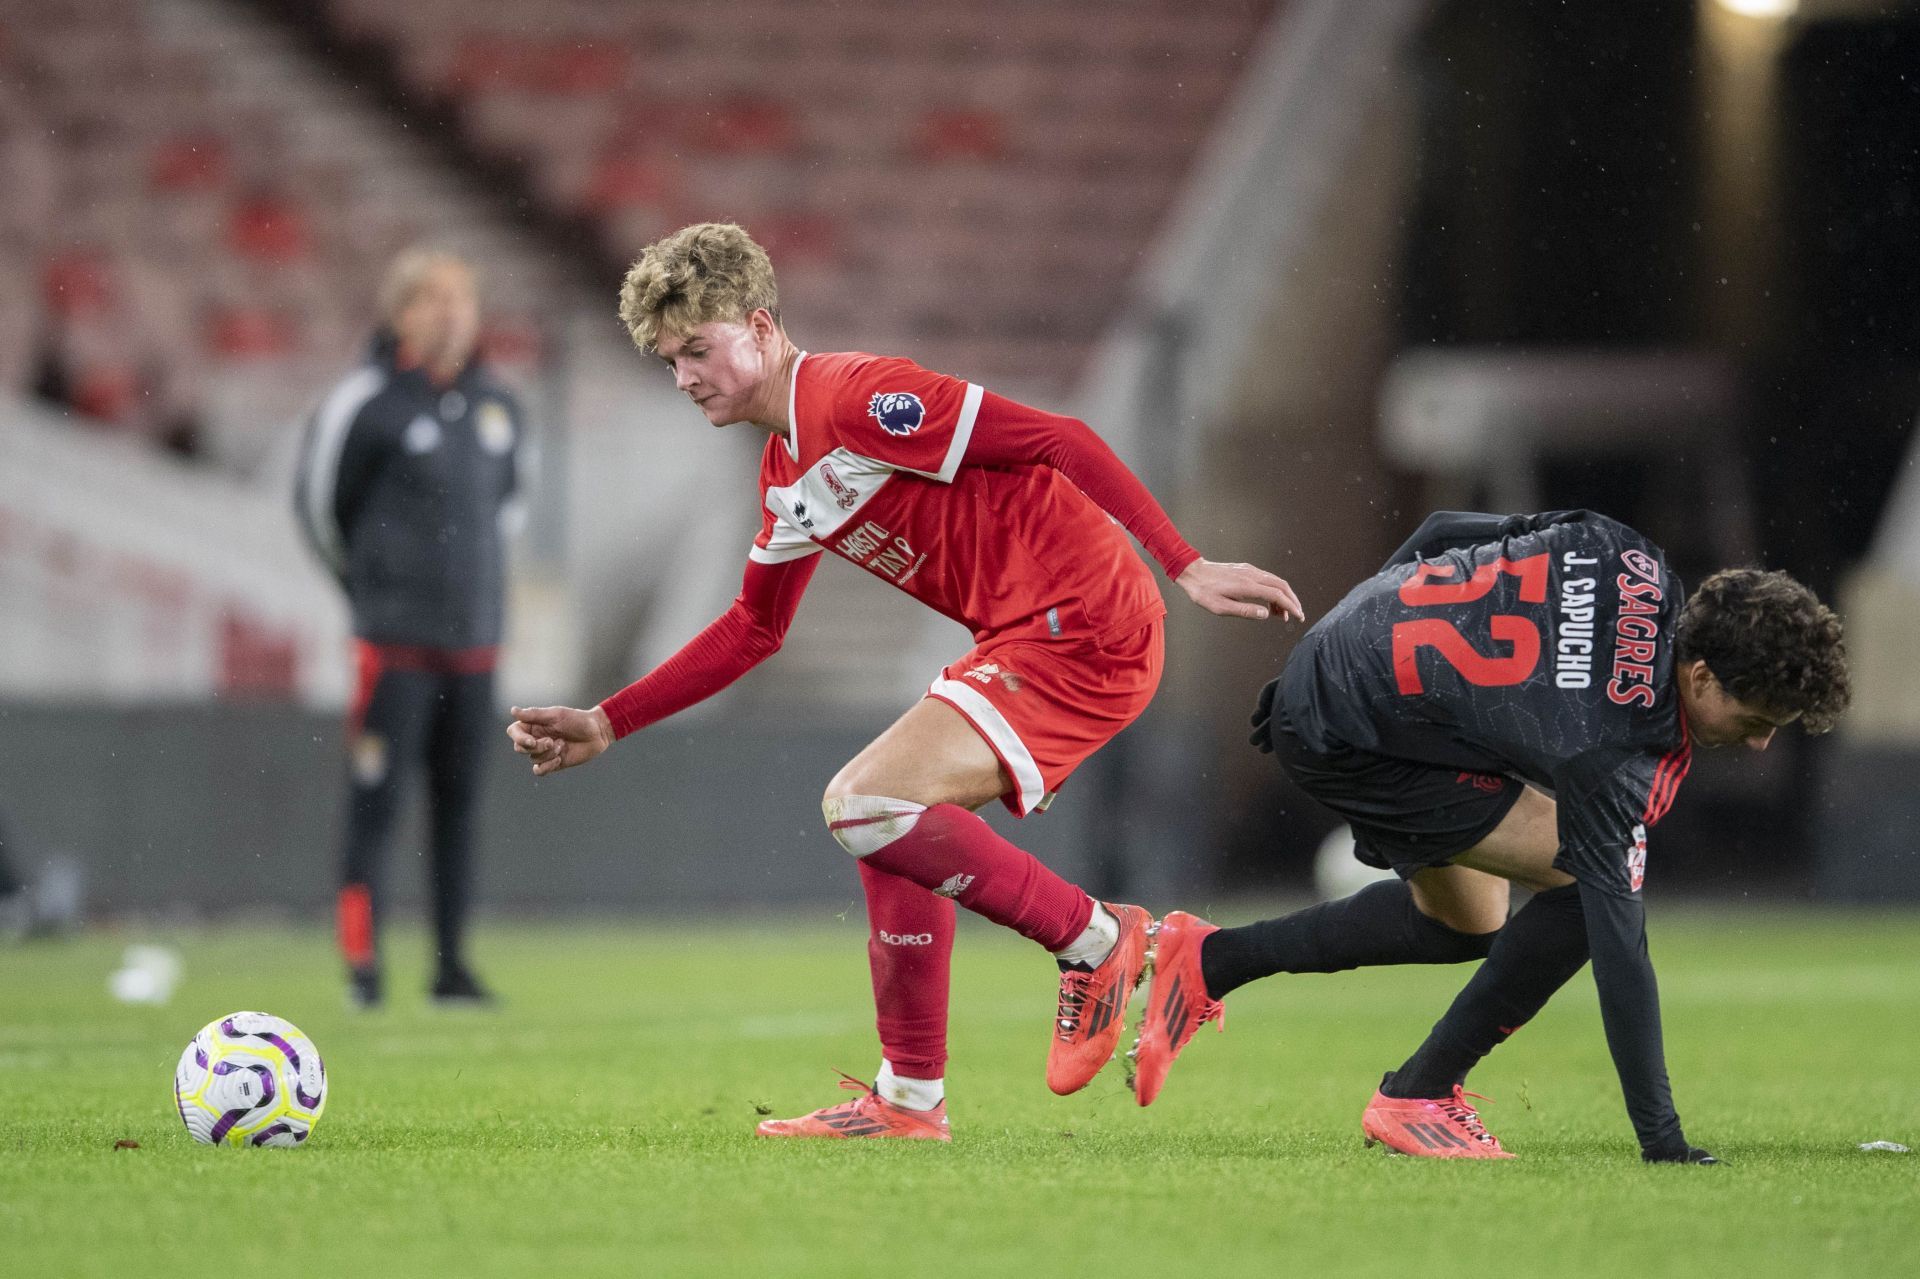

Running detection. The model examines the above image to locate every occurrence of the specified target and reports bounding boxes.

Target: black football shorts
[1268,716,1526,878]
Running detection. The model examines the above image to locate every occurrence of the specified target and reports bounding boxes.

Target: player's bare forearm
[506,704,613,777]
[1174,558,1305,622]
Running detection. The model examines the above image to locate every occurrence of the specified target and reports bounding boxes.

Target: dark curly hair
[1676,569,1850,734]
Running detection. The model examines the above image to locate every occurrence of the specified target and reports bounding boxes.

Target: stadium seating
[0,0,559,469]
[0,0,1284,716]
[0,0,1275,462]
[320,0,1276,392]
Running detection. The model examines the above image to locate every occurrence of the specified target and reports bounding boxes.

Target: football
[173,1012,328,1148]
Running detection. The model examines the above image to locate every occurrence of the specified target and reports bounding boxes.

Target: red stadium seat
[540,42,628,95]
[911,109,1009,164]
[149,134,230,193]
[225,191,314,266]
[204,305,300,359]
[68,362,141,425]
[689,96,800,156]
[585,151,677,214]
[40,248,116,319]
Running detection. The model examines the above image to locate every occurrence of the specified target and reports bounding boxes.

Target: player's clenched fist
[506,704,614,776]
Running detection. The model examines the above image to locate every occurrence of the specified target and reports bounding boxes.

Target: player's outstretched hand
[1175,559,1305,622]
[506,704,614,777]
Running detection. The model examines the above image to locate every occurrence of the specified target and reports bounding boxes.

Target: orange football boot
[1046,903,1152,1095]
[755,1073,951,1141]
[1361,1080,1514,1158]
[1129,910,1225,1106]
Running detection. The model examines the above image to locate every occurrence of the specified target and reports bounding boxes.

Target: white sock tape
[823,794,928,857]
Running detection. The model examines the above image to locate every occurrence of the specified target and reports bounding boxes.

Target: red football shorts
[927,619,1164,817]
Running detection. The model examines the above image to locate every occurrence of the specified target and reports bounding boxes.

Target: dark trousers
[337,641,496,974]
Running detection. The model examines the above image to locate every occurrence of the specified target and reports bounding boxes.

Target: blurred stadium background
[2,0,1918,931]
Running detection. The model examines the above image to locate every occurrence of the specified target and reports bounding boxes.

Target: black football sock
[1198,879,1500,1000]
[1385,883,1588,1098]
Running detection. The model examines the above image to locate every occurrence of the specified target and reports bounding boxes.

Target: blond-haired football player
[508,223,1301,1139]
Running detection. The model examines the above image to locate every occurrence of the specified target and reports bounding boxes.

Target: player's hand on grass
[507,704,614,777]
[1176,559,1304,623]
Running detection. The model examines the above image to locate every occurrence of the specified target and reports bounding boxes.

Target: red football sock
[858,861,954,1080]
[864,803,1095,953]
[337,884,375,968]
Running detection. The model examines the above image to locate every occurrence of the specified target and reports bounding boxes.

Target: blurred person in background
[508,222,1301,1140]
[294,249,526,1009]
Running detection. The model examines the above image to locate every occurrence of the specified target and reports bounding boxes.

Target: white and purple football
[173,1011,327,1147]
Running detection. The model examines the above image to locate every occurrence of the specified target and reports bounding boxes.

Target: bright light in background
[1714,0,1798,18]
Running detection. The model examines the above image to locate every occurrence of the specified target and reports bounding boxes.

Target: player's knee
[1449,920,1501,960]
[1405,863,1505,942]
[1411,876,1510,938]
[823,755,892,805]
[822,794,928,857]
[1413,905,1503,959]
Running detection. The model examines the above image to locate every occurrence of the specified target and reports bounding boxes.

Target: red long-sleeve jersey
[602,351,1198,738]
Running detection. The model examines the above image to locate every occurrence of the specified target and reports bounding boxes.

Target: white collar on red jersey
[783,351,807,462]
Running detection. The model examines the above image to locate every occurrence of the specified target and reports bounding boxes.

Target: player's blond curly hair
[618,223,780,353]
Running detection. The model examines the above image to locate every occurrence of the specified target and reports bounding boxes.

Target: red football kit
[597,350,1213,1091]
[601,351,1199,815]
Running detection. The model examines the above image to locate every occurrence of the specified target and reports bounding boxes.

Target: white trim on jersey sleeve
[748,540,823,565]
[299,364,387,573]
[755,477,826,561]
[782,351,807,463]
[928,674,1046,814]
[939,382,984,481]
[893,381,983,483]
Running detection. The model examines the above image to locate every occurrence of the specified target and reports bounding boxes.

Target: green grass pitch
[1,907,1916,1277]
